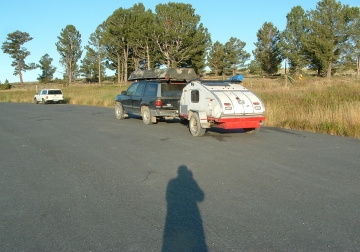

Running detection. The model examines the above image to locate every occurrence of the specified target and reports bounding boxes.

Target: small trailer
[179,76,265,136]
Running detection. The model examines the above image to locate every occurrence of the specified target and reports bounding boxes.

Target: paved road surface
[1,103,359,251]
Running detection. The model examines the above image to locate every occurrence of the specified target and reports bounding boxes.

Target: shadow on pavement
[162,165,207,252]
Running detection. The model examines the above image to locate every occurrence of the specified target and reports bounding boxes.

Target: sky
[1,0,359,83]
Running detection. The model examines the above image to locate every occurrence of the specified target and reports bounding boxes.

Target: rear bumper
[151,109,179,117]
[211,116,265,129]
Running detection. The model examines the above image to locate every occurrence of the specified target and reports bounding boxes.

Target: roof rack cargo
[128,68,197,82]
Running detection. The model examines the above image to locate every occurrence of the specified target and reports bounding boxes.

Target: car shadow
[162,165,208,252]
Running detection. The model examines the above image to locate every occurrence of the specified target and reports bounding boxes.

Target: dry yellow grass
[1,76,359,138]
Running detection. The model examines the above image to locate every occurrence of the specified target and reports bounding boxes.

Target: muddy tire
[244,128,260,134]
[115,102,125,120]
[189,113,206,137]
[142,106,153,125]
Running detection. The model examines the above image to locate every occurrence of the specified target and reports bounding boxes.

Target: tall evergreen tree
[126,3,156,71]
[253,22,283,75]
[80,47,105,82]
[102,8,131,82]
[37,54,56,83]
[303,0,354,77]
[279,6,308,75]
[83,24,106,83]
[1,30,36,84]
[224,37,250,75]
[56,25,82,84]
[207,41,226,75]
[153,2,211,71]
[344,7,360,77]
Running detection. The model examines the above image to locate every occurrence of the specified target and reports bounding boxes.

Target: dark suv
[115,79,189,124]
[114,68,197,125]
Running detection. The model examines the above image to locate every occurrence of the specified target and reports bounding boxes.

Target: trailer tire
[115,102,125,120]
[189,113,206,137]
[142,106,153,125]
[245,128,260,134]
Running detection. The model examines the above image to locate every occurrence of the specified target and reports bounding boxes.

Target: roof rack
[128,68,197,82]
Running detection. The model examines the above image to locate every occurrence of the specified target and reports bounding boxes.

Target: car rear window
[161,84,186,97]
[48,90,62,95]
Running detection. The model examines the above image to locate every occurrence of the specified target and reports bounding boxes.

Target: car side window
[135,82,146,96]
[126,83,139,96]
[144,83,158,97]
[41,90,47,95]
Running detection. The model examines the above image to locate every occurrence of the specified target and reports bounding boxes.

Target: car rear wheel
[115,102,125,120]
[189,113,206,137]
[142,106,153,125]
[42,98,47,104]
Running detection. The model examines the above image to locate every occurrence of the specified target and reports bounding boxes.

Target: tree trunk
[357,56,359,79]
[18,62,23,84]
[117,55,121,84]
[146,44,151,70]
[123,46,128,81]
[67,55,72,85]
[327,62,332,78]
[98,54,101,84]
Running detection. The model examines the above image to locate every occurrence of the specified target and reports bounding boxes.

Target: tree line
[1,0,359,84]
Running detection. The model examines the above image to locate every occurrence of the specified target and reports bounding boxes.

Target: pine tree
[279,6,308,75]
[253,22,283,76]
[37,54,56,83]
[1,30,36,84]
[224,37,250,75]
[207,41,226,75]
[153,2,211,71]
[303,0,354,77]
[56,25,82,84]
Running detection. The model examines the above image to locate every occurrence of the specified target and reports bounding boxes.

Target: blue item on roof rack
[229,74,244,82]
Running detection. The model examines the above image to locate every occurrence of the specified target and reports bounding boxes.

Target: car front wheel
[34,98,39,104]
[115,102,125,120]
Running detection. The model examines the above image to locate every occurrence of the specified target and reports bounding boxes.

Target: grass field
[1,76,359,139]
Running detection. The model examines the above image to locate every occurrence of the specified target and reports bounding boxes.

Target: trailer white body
[179,79,265,136]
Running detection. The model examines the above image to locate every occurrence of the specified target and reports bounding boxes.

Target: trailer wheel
[115,102,125,120]
[189,113,206,137]
[245,128,260,134]
[142,106,153,125]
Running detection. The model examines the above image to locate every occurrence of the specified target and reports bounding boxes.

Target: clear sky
[0,0,359,83]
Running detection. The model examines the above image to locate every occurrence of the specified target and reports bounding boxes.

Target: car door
[121,82,138,113]
[131,82,146,115]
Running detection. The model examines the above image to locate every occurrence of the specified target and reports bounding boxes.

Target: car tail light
[253,102,260,105]
[46,96,48,99]
[155,99,162,107]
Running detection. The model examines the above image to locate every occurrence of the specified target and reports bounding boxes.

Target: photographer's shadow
[162,165,207,252]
